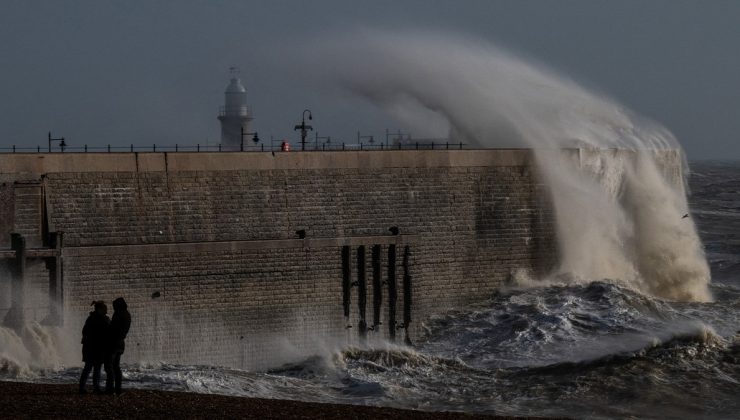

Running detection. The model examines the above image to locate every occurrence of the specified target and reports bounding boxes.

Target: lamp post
[48,132,66,152]
[294,109,313,151]
[240,126,260,151]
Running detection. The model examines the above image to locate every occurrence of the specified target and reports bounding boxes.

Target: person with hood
[78,301,111,394]
[105,297,131,395]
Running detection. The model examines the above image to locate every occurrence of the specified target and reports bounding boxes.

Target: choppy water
[3,161,740,419]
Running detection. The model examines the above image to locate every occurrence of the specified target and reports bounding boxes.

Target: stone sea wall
[0,150,556,368]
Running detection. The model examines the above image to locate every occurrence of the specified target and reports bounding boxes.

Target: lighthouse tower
[217,68,253,150]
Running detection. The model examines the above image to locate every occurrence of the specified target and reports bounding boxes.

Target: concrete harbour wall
[0,150,556,368]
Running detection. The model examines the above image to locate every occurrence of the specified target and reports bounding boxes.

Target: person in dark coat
[78,301,111,394]
[105,297,131,395]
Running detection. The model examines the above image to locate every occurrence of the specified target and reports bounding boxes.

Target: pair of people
[78,297,131,395]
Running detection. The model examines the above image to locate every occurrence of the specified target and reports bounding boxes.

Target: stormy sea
[0,160,735,419]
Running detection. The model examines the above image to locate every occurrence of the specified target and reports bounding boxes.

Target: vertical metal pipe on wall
[402,245,412,345]
[341,246,351,321]
[356,245,367,338]
[387,244,397,341]
[3,234,26,329]
[371,245,382,331]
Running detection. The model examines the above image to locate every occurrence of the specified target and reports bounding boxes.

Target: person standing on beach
[105,297,131,395]
[78,301,111,394]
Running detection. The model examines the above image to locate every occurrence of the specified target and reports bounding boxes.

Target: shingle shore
[0,380,530,419]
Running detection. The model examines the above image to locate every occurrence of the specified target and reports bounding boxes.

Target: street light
[294,109,313,151]
[48,132,66,152]
[240,126,260,151]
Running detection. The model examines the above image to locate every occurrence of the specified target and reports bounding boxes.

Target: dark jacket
[81,311,109,363]
[108,298,131,354]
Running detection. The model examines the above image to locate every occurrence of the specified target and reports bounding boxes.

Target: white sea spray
[305,29,711,302]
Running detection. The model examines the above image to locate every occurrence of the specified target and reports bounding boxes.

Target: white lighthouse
[217,68,254,150]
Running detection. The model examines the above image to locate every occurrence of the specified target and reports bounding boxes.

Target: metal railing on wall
[0,141,468,153]
[319,141,466,151]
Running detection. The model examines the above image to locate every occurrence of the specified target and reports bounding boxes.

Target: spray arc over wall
[307,30,711,302]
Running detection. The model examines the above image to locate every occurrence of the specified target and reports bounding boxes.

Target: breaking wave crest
[305,29,711,302]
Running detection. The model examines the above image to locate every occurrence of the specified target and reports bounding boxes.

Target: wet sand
[0,380,536,419]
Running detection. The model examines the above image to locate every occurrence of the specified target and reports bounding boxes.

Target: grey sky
[0,0,737,159]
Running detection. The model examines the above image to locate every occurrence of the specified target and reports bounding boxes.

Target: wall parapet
[0,149,534,175]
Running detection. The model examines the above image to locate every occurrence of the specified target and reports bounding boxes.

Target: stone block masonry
[0,150,556,369]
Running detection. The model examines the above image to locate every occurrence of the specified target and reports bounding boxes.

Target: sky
[0,0,737,159]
